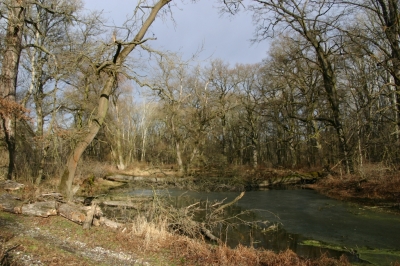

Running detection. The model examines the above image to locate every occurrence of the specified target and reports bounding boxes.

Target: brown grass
[122,213,351,266]
[161,234,350,265]
[311,164,400,208]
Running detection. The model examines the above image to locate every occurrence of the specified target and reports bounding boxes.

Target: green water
[129,188,400,265]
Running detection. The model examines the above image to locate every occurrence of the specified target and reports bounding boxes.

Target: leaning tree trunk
[59,0,172,200]
[0,0,25,180]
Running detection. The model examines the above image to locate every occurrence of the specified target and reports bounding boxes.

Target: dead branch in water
[211,192,245,216]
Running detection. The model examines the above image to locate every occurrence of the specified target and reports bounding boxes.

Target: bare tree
[224,0,355,173]
[343,0,400,163]
[207,59,239,160]
[234,63,263,168]
[58,0,172,199]
[20,0,83,184]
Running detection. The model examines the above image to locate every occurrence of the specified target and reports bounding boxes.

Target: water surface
[129,187,400,264]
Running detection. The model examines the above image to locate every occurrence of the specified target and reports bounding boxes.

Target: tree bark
[58,0,172,200]
[0,0,26,180]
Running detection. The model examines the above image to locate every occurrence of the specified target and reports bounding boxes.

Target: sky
[82,0,268,66]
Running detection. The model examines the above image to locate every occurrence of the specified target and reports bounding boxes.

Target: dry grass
[120,162,179,178]
[312,164,400,208]
[0,209,352,266]
[124,214,351,266]
[130,215,170,251]
[159,232,350,266]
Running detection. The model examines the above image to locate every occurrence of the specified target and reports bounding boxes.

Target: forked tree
[58,0,172,200]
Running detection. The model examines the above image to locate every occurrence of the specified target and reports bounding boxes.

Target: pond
[128,187,400,265]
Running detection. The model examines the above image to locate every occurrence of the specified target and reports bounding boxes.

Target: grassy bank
[308,171,400,212]
[0,210,352,266]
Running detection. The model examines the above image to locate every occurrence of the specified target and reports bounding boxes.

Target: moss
[300,239,343,251]
[0,210,17,221]
[301,240,400,265]
[307,171,320,178]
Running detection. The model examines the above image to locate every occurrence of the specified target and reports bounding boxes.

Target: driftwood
[21,201,57,217]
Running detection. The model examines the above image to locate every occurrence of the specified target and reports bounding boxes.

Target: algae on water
[300,239,400,266]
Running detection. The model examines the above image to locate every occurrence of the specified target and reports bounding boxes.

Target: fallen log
[0,192,127,230]
[40,192,63,201]
[83,203,97,230]
[21,201,57,217]
[104,175,135,182]
[99,217,123,229]
[58,203,86,224]
[0,193,22,214]
[104,175,166,183]
[81,205,103,217]
[0,180,25,191]
[101,200,141,209]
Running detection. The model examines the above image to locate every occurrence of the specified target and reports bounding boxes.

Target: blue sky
[82,0,268,65]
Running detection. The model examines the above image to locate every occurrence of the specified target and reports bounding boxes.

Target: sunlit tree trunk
[0,0,26,180]
[59,0,172,199]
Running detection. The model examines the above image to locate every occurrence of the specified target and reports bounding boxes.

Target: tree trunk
[0,0,25,180]
[140,128,147,162]
[58,0,171,200]
[59,77,114,199]
[114,104,126,170]
[308,32,354,173]
[175,140,184,173]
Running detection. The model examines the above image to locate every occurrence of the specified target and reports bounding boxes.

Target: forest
[1,0,400,198]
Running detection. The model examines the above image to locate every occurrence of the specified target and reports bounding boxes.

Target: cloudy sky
[82,0,269,65]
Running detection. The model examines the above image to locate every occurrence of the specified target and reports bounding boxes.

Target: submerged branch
[212,192,245,216]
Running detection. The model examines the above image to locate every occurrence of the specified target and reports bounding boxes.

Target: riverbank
[0,182,351,265]
[0,188,351,266]
[1,163,399,265]
[307,173,400,213]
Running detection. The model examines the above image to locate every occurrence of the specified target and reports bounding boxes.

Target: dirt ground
[0,212,155,266]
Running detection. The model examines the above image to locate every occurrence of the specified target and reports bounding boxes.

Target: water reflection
[128,188,400,264]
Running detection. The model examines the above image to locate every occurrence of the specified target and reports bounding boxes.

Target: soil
[0,212,153,266]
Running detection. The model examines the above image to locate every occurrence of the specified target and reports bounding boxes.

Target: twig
[211,192,245,216]
[186,202,199,209]
[1,244,20,264]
